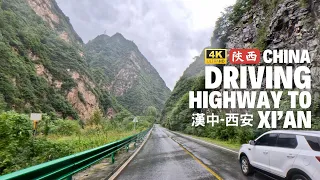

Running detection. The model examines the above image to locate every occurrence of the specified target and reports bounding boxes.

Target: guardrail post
[0,129,152,179]
[111,152,115,164]
[126,144,129,152]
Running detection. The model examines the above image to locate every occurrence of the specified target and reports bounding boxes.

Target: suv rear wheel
[291,174,310,180]
[240,155,253,176]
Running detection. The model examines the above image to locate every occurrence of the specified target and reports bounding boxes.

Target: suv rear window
[276,134,297,148]
[305,136,320,151]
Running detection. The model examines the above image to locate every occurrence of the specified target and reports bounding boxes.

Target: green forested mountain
[160,48,206,129]
[0,0,168,121]
[85,34,171,115]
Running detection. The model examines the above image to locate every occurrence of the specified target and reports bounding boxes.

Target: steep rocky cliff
[0,0,125,120]
[222,0,320,98]
[85,34,171,115]
[162,0,320,130]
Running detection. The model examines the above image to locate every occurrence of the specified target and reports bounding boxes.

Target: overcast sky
[56,0,236,90]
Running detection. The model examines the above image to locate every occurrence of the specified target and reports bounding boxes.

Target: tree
[144,106,158,117]
[212,6,233,48]
[88,108,103,126]
[0,93,6,111]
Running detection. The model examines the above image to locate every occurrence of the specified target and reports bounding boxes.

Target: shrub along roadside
[0,111,153,175]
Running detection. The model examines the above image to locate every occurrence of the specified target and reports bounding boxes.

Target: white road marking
[169,130,238,154]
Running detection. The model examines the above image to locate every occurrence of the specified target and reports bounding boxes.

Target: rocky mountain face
[161,0,320,129]
[0,0,167,121]
[85,34,171,115]
[25,0,83,45]
[25,0,121,121]
[0,0,111,121]
[224,0,320,98]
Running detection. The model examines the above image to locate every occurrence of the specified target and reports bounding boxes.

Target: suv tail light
[316,156,320,162]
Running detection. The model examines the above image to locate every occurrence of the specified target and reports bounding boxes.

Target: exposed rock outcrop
[26,0,59,28]
[67,80,98,120]
[26,0,82,44]
[225,0,320,98]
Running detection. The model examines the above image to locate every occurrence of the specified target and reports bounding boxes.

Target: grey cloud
[56,0,232,89]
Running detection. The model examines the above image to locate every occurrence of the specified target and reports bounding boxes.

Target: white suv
[238,130,320,180]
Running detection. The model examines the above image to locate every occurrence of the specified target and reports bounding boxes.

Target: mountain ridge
[0,0,169,121]
[85,33,171,115]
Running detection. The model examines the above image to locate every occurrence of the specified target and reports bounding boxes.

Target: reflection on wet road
[117,125,271,180]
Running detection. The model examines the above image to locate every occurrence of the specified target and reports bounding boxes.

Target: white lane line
[108,128,153,180]
[169,130,238,154]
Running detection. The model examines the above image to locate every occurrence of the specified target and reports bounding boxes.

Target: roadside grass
[0,111,152,175]
[46,129,137,153]
[179,132,242,151]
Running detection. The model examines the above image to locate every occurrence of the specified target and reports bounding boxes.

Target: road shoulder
[169,130,239,154]
[108,127,153,180]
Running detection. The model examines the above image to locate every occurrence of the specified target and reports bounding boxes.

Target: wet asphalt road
[117,125,271,180]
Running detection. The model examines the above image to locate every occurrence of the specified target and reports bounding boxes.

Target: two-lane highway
[117,125,216,180]
[117,125,270,180]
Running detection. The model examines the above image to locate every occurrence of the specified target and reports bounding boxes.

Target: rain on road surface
[117,125,270,180]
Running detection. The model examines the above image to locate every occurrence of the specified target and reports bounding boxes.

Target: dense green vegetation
[0,110,153,175]
[228,0,253,25]
[160,48,206,123]
[0,0,81,118]
[0,0,162,175]
[211,7,233,48]
[0,0,147,121]
[85,34,171,115]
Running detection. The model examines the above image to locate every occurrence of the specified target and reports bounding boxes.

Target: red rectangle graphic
[229,49,260,64]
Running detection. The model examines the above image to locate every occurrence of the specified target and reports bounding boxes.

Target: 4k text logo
[204,49,227,64]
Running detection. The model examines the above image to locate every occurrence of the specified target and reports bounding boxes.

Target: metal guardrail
[0,128,151,180]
